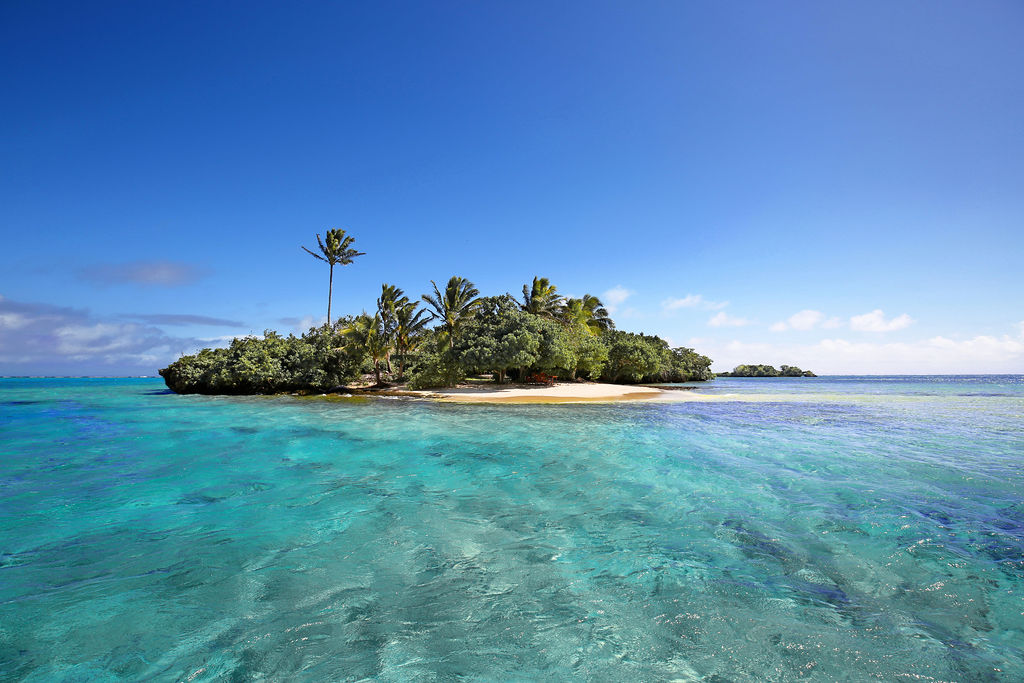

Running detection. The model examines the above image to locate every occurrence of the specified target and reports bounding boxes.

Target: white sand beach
[412,382,705,404]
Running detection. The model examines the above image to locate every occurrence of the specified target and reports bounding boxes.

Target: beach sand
[412,382,696,404]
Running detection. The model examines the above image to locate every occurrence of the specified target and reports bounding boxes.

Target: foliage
[407,332,465,389]
[344,313,390,385]
[521,276,563,318]
[560,294,614,334]
[596,331,713,383]
[159,328,364,394]
[719,364,815,377]
[393,298,430,379]
[422,276,481,348]
[600,330,665,383]
[457,295,545,383]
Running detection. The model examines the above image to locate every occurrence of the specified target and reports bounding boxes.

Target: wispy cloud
[123,313,245,327]
[849,309,914,332]
[78,261,206,287]
[708,311,752,328]
[770,309,838,332]
[602,285,633,314]
[0,295,213,374]
[661,294,728,311]
[279,315,325,333]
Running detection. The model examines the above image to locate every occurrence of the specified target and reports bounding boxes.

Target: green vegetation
[159,231,717,394]
[718,364,817,377]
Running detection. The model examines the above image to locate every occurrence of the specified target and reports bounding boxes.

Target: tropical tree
[376,283,409,373]
[561,294,614,334]
[521,276,563,318]
[458,295,544,383]
[302,228,364,328]
[344,313,390,385]
[393,300,430,378]
[422,276,481,348]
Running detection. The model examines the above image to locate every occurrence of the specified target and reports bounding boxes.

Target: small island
[717,364,817,377]
[159,230,717,398]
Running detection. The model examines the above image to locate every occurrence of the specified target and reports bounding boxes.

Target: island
[717,364,817,377]
[159,231,717,398]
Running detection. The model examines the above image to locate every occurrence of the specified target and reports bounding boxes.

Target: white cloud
[662,294,728,311]
[708,312,752,328]
[0,295,212,374]
[0,313,29,330]
[849,309,914,332]
[822,316,843,329]
[602,285,633,313]
[697,323,1024,374]
[771,309,826,332]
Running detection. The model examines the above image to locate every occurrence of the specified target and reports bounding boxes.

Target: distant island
[159,229,716,395]
[718,364,817,378]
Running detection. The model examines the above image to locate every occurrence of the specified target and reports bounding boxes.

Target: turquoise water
[1,377,1022,681]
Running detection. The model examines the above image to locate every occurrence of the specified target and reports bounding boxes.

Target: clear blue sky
[2,1,1022,374]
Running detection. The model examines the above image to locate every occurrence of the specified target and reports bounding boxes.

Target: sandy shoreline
[411,382,704,404]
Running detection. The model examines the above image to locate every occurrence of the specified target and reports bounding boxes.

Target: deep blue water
[1,376,1022,681]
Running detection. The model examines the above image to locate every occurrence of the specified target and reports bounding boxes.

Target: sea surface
[1,376,1022,681]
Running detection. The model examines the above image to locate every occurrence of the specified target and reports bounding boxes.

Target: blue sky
[2,1,1022,374]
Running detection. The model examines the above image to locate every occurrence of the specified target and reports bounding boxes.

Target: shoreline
[411,382,688,404]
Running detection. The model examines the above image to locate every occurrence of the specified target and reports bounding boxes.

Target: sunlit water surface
[1,376,1022,681]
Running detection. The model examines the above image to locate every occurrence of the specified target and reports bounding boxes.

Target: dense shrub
[159,328,364,394]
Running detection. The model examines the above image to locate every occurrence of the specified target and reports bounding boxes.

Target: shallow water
[1,376,1022,681]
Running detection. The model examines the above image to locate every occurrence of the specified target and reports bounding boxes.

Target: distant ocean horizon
[2,375,1022,679]
[2,373,1022,379]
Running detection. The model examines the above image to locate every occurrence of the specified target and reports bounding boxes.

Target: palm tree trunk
[327,264,334,328]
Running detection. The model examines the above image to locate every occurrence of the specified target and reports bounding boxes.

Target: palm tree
[377,283,408,373]
[561,294,614,334]
[422,276,481,348]
[302,228,364,328]
[344,313,390,385]
[521,276,563,318]
[394,301,430,378]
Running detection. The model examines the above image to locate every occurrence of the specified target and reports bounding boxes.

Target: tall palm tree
[561,294,614,334]
[422,276,480,348]
[521,276,563,318]
[394,300,430,378]
[302,228,364,328]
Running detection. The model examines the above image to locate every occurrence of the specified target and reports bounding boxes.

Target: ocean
[1,376,1022,680]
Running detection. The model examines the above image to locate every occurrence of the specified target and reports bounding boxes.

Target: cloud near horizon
[0,295,218,375]
[78,260,206,287]
[692,322,1024,374]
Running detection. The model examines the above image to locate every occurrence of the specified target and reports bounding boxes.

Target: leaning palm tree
[302,228,364,328]
[393,300,430,378]
[521,276,563,318]
[344,313,390,386]
[580,293,614,333]
[422,276,481,348]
